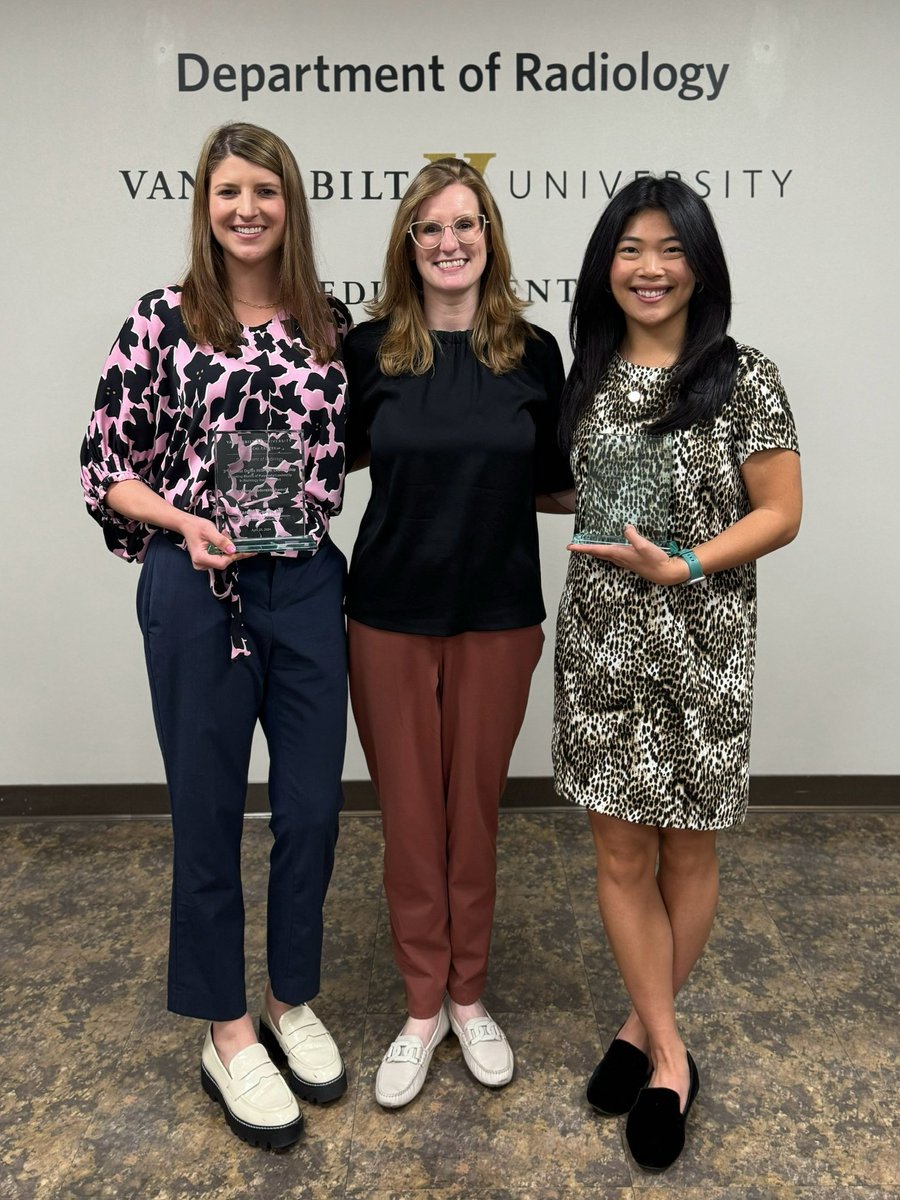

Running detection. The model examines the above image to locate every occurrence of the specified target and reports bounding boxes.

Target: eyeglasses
[408,214,489,249]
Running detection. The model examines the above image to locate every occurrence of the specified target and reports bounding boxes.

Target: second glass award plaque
[572,429,674,547]
[211,429,315,553]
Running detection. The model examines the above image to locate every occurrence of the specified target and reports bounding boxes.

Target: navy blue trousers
[137,534,347,1021]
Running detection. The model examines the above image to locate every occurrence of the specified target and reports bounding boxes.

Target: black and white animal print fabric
[553,347,799,830]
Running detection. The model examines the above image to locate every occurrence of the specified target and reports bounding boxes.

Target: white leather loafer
[200,1027,303,1150]
[374,1006,450,1109]
[259,1003,347,1104]
[448,1007,514,1088]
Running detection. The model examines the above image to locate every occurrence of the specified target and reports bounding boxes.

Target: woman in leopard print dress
[552,177,801,1171]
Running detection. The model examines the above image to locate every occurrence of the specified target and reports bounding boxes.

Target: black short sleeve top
[343,319,572,636]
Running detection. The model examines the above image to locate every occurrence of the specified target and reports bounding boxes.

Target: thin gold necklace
[234,297,280,309]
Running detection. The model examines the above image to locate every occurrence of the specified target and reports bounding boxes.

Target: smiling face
[208,154,286,275]
[411,183,488,322]
[609,208,696,344]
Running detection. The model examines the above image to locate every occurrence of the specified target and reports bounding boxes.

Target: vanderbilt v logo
[422,152,497,175]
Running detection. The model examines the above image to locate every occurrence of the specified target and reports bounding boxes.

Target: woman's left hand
[568,524,689,585]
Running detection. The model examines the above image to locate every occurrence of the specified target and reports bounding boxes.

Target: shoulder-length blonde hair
[369,158,531,376]
[180,122,336,362]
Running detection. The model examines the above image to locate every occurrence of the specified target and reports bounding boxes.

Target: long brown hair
[368,158,531,375]
[180,123,336,362]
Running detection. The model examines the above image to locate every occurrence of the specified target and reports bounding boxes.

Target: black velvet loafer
[586,1034,652,1116]
[625,1051,700,1171]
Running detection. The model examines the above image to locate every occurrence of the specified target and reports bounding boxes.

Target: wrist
[671,557,692,585]
[666,545,706,585]
[169,506,197,539]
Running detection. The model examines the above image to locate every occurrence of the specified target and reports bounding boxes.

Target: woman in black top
[344,158,571,1108]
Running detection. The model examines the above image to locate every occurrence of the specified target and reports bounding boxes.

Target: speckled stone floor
[1,810,897,1199]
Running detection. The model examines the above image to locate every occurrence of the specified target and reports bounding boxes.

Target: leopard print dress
[552,346,799,830]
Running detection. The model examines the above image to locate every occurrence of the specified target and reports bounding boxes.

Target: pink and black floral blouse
[81,286,350,655]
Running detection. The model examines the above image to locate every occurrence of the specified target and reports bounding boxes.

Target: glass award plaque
[211,429,315,553]
[572,429,674,547]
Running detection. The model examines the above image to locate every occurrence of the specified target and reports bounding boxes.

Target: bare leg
[448,998,488,1024]
[400,1011,443,1041]
[211,1013,258,1068]
[658,828,719,991]
[589,813,689,1107]
[617,827,719,1048]
[264,980,298,1030]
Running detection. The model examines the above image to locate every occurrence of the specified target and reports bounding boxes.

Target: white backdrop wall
[2,0,897,786]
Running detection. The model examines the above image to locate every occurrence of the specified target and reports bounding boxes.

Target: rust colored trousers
[348,620,543,1017]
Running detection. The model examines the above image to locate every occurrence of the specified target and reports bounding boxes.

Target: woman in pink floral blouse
[81,123,350,1151]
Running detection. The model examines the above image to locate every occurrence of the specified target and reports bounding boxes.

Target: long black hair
[559,176,738,449]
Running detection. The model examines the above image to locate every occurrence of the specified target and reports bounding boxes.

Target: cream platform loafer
[259,1003,347,1104]
[448,1007,514,1088]
[200,1027,303,1150]
[374,1006,451,1109]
